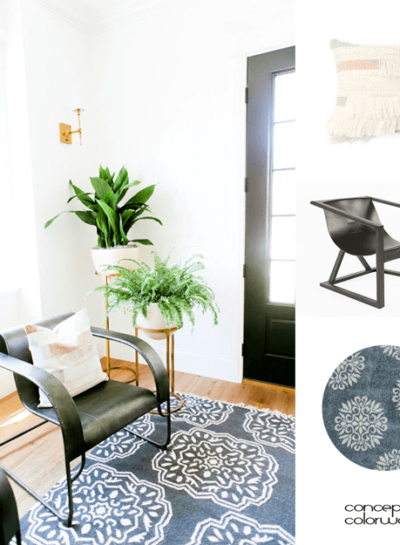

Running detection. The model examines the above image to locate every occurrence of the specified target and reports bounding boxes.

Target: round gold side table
[96,271,138,385]
[134,325,184,414]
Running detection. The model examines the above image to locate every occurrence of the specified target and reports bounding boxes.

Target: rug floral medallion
[323,345,400,470]
[16,393,295,545]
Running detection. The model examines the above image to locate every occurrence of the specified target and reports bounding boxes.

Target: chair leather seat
[382,234,400,262]
[323,197,400,257]
[32,380,159,451]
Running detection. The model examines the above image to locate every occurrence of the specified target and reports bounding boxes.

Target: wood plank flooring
[0,358,295,518]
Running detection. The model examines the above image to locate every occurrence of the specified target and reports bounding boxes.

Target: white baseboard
[0,368,16,399]
[106,341,237,383]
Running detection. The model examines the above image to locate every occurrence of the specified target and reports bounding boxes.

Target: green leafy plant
[93,251,219,330]
[45,165,162,248]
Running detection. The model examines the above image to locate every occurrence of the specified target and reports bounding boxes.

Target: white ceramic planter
[136,304,177,340]
[91,245,139,274]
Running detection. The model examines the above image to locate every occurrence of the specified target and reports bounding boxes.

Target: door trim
[242,46,296,387]
[236,43,296,385]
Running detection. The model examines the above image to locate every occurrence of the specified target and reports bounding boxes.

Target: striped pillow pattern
[329,39,400,141]
[25,309,108,408]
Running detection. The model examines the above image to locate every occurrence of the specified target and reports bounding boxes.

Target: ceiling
[35,0,176,33]
[75,0,134,12]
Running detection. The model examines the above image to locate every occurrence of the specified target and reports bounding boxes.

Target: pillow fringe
[347,95,400,119]
[380,59,400,79]
[328,114,399,141]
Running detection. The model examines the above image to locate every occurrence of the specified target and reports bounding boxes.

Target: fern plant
[93,252,219,330]
[45,165,162,248]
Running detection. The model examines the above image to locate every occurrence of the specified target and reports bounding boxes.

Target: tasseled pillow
[328,39,400,142]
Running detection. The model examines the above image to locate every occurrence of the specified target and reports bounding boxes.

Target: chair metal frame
[0,317,171,528]
[311,196,400,309]
[0,467,21,545]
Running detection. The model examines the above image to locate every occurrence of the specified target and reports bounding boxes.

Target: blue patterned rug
[16,393,295,544]
[323,345,400,471]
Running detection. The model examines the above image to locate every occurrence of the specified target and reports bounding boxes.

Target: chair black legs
[0,450,85,528]
[126,398,172,451]
[0,466,21,545]
[0,400,171,529]
[320,249,400,309]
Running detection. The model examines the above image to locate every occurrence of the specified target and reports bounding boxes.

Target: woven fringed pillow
[328,39,400,142]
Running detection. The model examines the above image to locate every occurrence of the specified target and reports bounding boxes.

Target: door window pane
[271,217,295,260]
[272,169,295,215]
[270,261,295,304]
[273,121,295,169]
[274,72,296,122]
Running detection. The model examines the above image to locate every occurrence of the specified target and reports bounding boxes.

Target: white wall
[89,0,295,383]
[0,0,43,397]
[0,0,104,398]
[19,0,103,324]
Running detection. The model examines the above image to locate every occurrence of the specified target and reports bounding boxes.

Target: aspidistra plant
[45,165,162,248]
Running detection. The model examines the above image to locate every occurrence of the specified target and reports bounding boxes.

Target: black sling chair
[0,467,21,545]
[0,312,171,528]
[311,196,400,309]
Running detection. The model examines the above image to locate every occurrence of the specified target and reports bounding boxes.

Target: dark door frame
[242,46,295,387]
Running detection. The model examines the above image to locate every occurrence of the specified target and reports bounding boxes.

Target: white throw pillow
[329,39,400,142]
[25,308,108,408]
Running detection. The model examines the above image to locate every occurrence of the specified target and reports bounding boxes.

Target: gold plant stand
[135,325,184,414]
[96,271,138,385]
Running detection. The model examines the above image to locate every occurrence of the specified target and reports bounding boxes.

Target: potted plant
[45,165,162,273]
[93,251,219,339]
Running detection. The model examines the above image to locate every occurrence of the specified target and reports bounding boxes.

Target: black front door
[243,47,295,388]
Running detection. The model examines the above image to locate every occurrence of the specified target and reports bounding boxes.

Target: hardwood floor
[0,358,295,518]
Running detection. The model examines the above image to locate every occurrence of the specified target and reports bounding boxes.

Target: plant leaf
[45,210,96,228]
[121,209,136,228]
[113,166,129,192]
[97,200,119,245]
[74,211,97,226]
[123,185,155,209]
[96,208,109,235]
[102,189,118,211]
[99,166,114,183]
[136,216,163,225]
[66,191,92,205]
[45,214,62,228]
[90,177,111,199]
[68,181,95,207]
[117,181,142,204]
[119,215,129,245]
[131,239,154,245]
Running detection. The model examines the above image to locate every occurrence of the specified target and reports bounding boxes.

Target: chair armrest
[0,353,85,461]
[91,327,169,404]
[310,200,383,228]
[368,196,400,209]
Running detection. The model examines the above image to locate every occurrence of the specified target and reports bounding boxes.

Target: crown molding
[33,0,181,35]
[34,0,92,33]
[91,0,182,34]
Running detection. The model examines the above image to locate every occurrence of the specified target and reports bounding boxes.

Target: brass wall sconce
[59,97,84,145]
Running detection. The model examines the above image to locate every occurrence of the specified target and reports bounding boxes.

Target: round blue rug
[323,345,400,471]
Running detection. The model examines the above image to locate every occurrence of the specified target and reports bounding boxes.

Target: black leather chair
[0,312,171,527]
[311,196,400,308]
[0,467,21,545]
